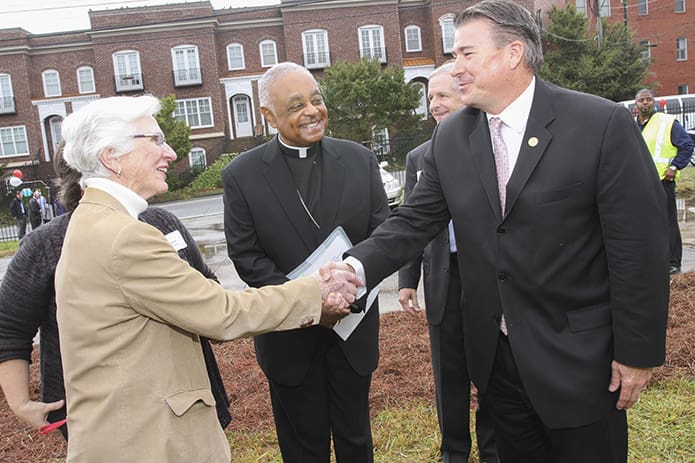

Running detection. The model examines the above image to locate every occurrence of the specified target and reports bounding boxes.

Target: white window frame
[0,125,29,157]
[77,66,95,94]
[302,29,330,69]
[598,0,611,17]
[640,40,652,60]
[113,50,143,91]
[404,25,422,53]
[188,147,207,169]
[576,0,587,15]
[42,69,61,97]
[439,15,455,54]
[675,0,686,13]
[259,40,278,68]
[678,84,689,94]
[359,25,386,63]
[0,73,15,113]
[677,37,688,61]
[175,97,214,129]
[638,0,648,15]
[172,45,202,85]
[226,43,245,70]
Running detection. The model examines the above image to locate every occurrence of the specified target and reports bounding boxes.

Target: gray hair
[61,95,161,183]
[455,0,543,74]
[428,61,455,80]
[258,61,315,111]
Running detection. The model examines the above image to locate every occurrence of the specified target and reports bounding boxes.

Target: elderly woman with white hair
[55,95,357,462]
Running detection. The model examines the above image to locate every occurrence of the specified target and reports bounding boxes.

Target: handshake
[314,262,362,328]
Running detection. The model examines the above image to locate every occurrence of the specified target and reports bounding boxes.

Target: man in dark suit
[223,62,389,463]
[344,1,669,461]
[398,62,497,463]
[9,191,27,240]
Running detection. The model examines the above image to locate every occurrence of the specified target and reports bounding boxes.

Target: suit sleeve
[598,106,669,368]
[222,166,289,288]
[397,149,423,290]
[114,222,322,340]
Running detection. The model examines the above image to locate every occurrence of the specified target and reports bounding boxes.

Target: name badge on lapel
[165,230,187,251]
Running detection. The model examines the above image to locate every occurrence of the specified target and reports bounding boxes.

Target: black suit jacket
[10,197,25,219]
[349,79,670,428]
[397,140,452,326]
[223,136,389,386]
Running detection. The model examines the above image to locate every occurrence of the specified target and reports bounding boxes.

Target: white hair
[259,62,315,111]
[61,95,161,183]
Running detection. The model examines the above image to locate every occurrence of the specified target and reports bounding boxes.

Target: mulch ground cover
[2,272,694,462]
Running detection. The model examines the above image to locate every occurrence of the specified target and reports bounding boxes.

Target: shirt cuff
[343,256,367,299]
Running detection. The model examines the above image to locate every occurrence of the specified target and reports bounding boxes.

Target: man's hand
[398,288,422,315]
[13,399,64,430]
[663,167,677,181]
[608,360,653,410]
[315,262,363,328]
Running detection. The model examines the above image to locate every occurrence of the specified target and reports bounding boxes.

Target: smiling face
[261,70,328,147]
[110,115,177,200]
[428,72,465,123]
[451,18,526,115]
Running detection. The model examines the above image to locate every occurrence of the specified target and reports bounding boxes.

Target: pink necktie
[489,117,509,214]
[489,117,510,335]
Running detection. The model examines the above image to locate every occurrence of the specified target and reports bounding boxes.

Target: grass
[677,167,695,203]
[0,240,19,258]
[226,379,695,463]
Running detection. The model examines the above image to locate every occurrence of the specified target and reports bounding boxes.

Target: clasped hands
[315,262,361,328]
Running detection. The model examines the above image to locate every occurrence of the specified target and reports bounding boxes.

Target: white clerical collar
[486,76,536,136]
[84,177,148,218]
[278,136,312,159]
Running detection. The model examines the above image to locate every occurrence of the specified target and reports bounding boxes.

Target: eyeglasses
[131,133,166,146]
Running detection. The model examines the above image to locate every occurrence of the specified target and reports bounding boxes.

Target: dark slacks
[485,335,627,462]
[429,257,497,462]
[268,331,373,463]
[662,179,682,268]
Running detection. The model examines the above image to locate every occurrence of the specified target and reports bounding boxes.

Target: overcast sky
[0,0,282,34]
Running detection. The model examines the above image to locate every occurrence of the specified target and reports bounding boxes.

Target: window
[175,97,213,128]
[598,0,611,17]
[0,126,28,157]
[638,0,648,15]
[439,16,455,54]
[677,37,688,61]
[172,45,201,86]
[359,25,386,62]
[404,25,422,52]
[640,40,652,60]
[576,0,587,15]
[113,51,143,92]
[49,116,63,150]
[678,84,689,94]
[233,95,249,123]
[302,29,330,69]
[77,66,95,94]
[226,43,245,70]
[0,73,15,114]
[42,70,61,97]
[412,82,427,119]
[675,0,686,13]
[260,40,278,67]
[188,147,207,169]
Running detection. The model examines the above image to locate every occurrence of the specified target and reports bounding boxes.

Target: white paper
[287,226,379,340]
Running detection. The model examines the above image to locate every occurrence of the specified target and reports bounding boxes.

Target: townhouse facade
[1,0,496,189]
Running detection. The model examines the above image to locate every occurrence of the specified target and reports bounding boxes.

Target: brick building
[0,0,473,188]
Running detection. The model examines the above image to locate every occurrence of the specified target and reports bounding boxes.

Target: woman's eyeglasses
[131,133,166,146]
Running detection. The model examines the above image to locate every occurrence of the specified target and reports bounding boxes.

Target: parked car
[379,161,402,209]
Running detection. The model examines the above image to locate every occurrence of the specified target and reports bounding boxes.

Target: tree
[540,5,651,102]
[155,94,191,190]
[320,58,423,144]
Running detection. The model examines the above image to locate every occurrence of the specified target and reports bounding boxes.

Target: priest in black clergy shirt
[222,61,389,463]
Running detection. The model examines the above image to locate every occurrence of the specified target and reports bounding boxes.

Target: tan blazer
[55,188,322,462]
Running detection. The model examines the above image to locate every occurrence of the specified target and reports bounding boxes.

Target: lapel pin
[528,137,539,147]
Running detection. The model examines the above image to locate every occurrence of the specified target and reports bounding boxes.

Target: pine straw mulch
[2,272,694,462]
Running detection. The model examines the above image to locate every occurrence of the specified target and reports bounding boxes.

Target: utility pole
[623,0,628,26]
